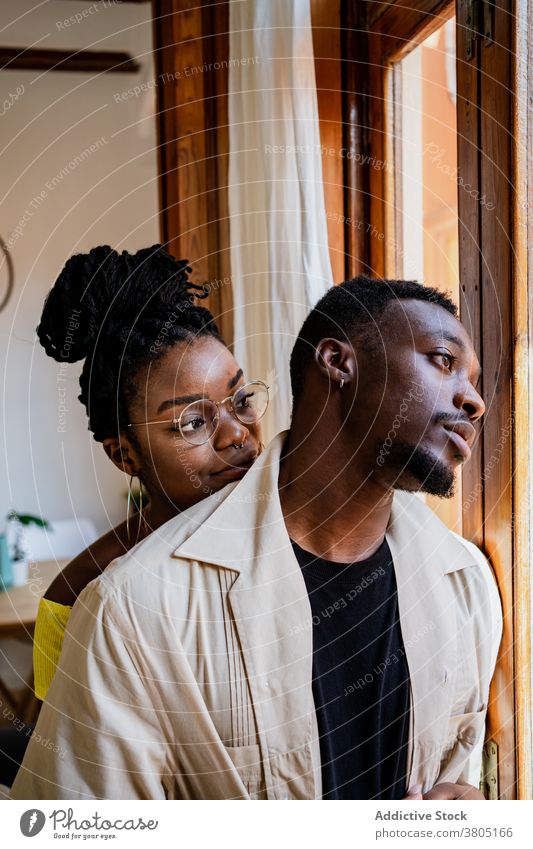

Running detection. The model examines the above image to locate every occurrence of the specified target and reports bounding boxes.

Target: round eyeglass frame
[126,379,270,446]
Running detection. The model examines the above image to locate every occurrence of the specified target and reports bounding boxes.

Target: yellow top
[33,598,72,700]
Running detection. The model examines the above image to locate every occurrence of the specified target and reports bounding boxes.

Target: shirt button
[263,680,271,689]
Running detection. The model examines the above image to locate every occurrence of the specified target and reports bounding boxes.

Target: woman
[0,244,267,787]
[32,243,267,701]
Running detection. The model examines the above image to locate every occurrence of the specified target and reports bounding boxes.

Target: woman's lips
[211,466,250,481]
[444,428,472,462]
[210,455,256,480]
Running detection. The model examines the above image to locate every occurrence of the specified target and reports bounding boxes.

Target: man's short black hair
[290,275,458,406]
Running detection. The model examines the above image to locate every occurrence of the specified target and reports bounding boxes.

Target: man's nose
[455,381,485,422]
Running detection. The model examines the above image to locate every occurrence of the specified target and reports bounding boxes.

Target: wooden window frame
[343,0,531,799]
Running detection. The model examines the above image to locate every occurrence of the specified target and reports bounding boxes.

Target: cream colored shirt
[12,433,502,800]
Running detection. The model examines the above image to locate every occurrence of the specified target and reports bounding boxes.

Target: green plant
[8,511,50,528]
[6,511,50,561]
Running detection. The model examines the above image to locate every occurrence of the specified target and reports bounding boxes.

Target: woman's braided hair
[37,244,221,441]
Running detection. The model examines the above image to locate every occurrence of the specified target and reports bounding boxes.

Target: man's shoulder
[392,493,502,645]
[392,491,499,588]
[449,531,502,620]
[393,491,485,558]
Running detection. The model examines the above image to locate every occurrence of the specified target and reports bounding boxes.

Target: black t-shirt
[291,537,410,800]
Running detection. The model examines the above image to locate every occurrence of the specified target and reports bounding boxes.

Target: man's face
[346,299,484,497]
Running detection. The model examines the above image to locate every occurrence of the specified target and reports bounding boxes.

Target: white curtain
[228,0,334,442]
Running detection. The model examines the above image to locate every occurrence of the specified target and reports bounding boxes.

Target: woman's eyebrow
[227,368,243,390]
[157,394,203,414]
[156,369,244,414]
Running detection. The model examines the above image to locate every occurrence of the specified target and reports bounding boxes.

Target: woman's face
[122,336,264,512]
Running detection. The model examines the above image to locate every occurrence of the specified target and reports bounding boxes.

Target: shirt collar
[173,430,475,576]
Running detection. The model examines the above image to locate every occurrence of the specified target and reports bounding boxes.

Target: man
[12,277,501,800]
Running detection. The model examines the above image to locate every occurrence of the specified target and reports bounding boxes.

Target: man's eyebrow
[440,332,467,352]
[157,395,204,414]
[228,368,243,390]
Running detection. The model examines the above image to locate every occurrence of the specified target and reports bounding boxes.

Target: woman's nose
[214,402,250,448]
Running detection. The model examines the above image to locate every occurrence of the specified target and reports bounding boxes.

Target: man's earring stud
[339,378,345,389]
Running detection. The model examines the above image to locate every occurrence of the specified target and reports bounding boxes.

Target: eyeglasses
[127,380,269,446]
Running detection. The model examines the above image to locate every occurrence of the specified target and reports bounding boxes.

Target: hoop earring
[127,474,145,545]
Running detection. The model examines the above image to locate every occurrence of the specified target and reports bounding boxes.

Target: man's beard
[377,441,455,497]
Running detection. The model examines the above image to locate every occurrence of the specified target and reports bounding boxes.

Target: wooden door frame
[343,0,530,798]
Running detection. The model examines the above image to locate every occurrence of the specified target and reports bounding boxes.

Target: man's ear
[314,338,357,387]
[102,434,140,476]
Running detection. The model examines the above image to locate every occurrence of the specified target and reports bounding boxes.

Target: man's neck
[278,424,394,564]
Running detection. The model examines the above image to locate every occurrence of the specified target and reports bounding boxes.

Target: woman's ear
[102,434,140,476]
[314,338,357,387]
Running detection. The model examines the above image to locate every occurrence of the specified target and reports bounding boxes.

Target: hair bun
[37,245,122,363]
[37,244,204,365]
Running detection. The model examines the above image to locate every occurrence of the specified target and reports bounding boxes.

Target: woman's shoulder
[44,520,131,606]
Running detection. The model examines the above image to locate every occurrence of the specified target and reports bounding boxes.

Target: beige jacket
[12,433,502,800]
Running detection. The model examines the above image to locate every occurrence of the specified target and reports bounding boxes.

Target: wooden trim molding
[311,0,345,283]
[152,0,232,344]
[0,48,140,74]
[60,0,149,3]
[341,0,371,278]
[511,0,533,801]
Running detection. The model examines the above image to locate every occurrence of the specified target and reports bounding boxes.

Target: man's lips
[442,421,476,462]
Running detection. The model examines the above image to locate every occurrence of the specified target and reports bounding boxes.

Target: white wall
[0,0,160,534]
